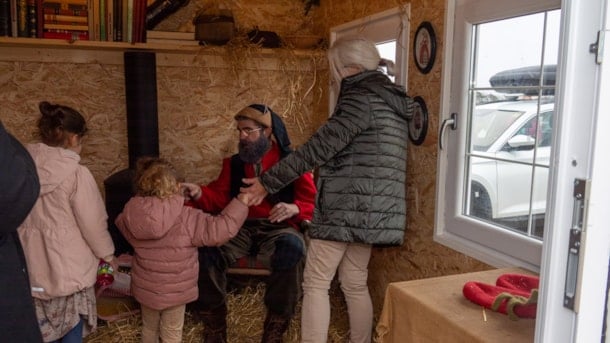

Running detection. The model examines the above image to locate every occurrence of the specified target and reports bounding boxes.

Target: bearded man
[182,104,316,343]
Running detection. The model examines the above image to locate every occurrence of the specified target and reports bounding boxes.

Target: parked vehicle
[468,99,554,234]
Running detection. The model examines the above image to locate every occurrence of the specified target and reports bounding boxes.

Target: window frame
[435,0,561,271]
[329,5,410,114]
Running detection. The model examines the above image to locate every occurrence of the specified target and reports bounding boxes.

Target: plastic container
[96,260,114,287]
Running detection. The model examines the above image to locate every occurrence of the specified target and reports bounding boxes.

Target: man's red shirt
[194,142,316,230]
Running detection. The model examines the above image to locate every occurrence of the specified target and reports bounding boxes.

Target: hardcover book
[43,29,87,39]
[0,0,10,36]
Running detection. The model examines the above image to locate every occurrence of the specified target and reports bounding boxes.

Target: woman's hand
[181,182,202,201]
[269,202,299,223]
[240,177,268,206]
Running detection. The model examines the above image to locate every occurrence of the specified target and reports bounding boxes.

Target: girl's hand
[237,192,252,206]
[181,182,202,201]
[103,255,119,273]
[240,177,268,206]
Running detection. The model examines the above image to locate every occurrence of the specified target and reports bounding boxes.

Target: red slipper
[496,273,539,292]
[463,281,538,320]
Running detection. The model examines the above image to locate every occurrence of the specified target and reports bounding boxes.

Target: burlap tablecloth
[376,267,537,343]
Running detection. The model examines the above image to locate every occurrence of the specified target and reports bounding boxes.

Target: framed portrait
[413,21,437,74]
[408,96,429,146]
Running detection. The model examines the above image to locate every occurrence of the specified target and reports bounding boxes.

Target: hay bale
[85,279,350,342]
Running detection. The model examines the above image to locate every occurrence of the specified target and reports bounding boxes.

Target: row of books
[0,0,147,42]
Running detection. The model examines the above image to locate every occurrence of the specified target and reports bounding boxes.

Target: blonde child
[115,157,251,343]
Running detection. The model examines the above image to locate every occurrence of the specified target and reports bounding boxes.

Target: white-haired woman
[242,36,414,342]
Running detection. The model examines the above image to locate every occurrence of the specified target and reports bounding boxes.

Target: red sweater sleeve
[292,171,316,223]
[194,158,232,214]
[194,145,317,231]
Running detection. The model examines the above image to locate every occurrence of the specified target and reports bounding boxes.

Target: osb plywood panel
[313,0,491,312]
[0,0,492,325]
[0,49,326,193]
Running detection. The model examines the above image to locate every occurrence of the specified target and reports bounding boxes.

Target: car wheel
[470,182,492,220]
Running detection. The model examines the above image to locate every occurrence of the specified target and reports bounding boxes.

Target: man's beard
[238,135,271,164]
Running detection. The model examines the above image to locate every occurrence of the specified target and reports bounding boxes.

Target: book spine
[35,0,42,37]
[9,0,16,35]
[85,0,91,39]
[133,0,142,42]
[43,7,87,15]
[98,0,103,40]
[43,22,87,30]
[43,29,87,39]
[92,0,99,40]
[112,0,119,41]
[44,13,87,22]
[26,0,35,37]
[104,0,110,41]
[16,0,27,36]
[125,0,130,42]
[0,0,10,36]
[43,0,86,11]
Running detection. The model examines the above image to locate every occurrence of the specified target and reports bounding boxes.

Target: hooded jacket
[260,70,413,245]
[18,142,115,299]
[115,195,247,310]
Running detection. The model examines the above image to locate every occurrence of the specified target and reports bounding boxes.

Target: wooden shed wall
[0,0,490,317]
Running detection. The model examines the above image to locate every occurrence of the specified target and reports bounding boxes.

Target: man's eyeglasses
[236,127,263,136]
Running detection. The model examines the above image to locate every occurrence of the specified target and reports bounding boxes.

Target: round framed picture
[413,21,437,74]
[408,96,429,145]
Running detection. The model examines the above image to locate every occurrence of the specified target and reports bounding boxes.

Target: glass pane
[474,13,545,91]
[530,165,549,238]
[377,40,396,83]
[465,10,559,239]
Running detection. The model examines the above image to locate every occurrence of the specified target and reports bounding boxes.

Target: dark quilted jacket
[261,70,413,245]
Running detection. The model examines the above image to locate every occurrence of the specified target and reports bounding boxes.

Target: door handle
[439,112,458,150]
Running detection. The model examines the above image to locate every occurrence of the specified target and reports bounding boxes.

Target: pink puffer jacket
[18,143,115,299]
[115,194,247,310]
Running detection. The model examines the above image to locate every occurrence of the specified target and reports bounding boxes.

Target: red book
[42,29,88,39]
[43,21,87,30]
[44,14,87,23]
[43,7,87,16]
[36,0,42,37]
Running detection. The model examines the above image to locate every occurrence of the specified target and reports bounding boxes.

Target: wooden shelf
[0,36,326,69]
[0,36,326,55]
[0,37,201,53]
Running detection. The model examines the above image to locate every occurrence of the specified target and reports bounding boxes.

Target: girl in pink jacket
[115,157,250,343]
[18,102,117,342]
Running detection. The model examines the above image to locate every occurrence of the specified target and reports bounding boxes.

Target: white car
[468,99,554,233]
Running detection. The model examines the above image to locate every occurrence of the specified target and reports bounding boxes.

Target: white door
[436,0,610,340]
[536,1,610,340]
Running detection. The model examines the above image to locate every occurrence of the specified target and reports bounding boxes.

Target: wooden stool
[225,220,311,276]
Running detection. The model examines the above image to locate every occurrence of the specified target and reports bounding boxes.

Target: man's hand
[181,182,202,201]
[269,202,300,223]
[240,177,268,206]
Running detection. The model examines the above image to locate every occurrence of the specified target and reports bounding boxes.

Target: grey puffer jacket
[261,70,413,245]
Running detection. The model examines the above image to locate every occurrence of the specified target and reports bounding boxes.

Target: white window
[329,6,410,112]
[435,0,561,270]
[438,0,610,340]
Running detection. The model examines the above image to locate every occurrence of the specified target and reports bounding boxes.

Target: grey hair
[328,36,391,92]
